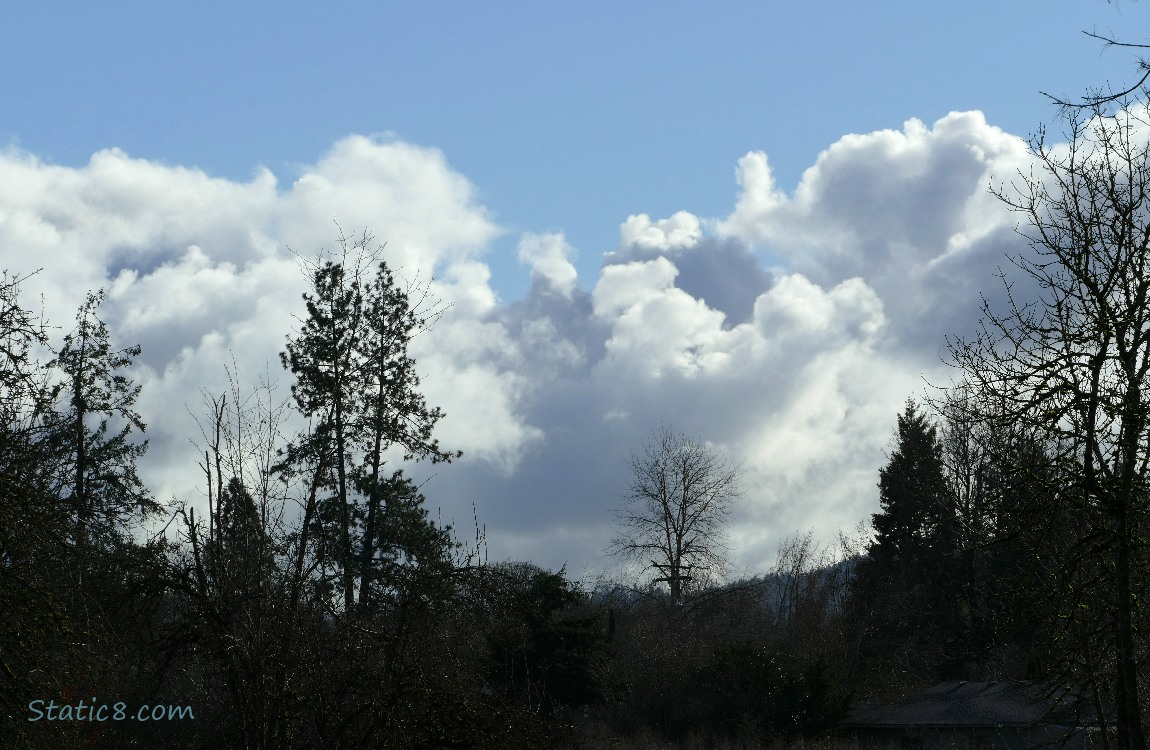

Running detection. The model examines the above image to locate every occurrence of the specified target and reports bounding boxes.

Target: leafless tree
[1043,32,1150,110]
[610,426,742,608]
[949,98,1150,750]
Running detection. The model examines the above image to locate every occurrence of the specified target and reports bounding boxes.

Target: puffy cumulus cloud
[409,201,902,576]
[0,136,511,513]
[277,136,496,278]
[609,214,773,326]
[7,111,1055,581]
[444,115,1041,577]
[0,146,281,324]
[517,232,578,298]
[753,274,885,344]
[433,261,903,578]
[592,256,680,319]
[592,257,731,380]
[719,113,1024,259]
[436,112,1073,579]
[717,112,1035,352]
[618,210,702,251]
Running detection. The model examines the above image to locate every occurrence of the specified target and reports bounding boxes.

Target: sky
[2,1,1149,582]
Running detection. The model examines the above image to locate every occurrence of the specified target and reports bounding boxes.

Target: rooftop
[843,682,1092,729]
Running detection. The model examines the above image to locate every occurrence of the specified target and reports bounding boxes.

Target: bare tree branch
[608,425,742,609]
[1042,31,1150,110]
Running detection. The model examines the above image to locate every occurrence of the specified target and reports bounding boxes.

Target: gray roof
[843,682,1089,729]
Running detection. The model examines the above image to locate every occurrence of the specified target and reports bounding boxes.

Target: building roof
[843,682,1091,729]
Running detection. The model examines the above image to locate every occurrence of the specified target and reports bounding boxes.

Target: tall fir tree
[279,230,458,614]
[869,399,950,571]
[851,400,957,689]
[49,289,153,544]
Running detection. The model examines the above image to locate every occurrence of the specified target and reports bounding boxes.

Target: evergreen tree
[851,400,956,688]
[49,289,153,543]
[0,278,168,749]
[352,260,458,611]
[356,470,456,611]
[869,399,950,571]
[281,253,362,608]
[279,230,458,614]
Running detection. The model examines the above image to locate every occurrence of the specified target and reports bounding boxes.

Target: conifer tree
[49,289,153,544]
[852,400,955,685]
[869,400,949,571]
[280,230,458,614]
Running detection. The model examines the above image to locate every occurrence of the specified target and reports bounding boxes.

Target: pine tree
[280,230,458,614]
[49,289,153,544]
[352,259,458,611]
[357,470,456,611]
[281,254,364,609]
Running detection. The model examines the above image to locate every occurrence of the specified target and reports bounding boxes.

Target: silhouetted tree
[0,277,170,750]
[0,271,70,746]
[610,426,742,609]
[868,400,950,572]
[279,229,458,613]
[949,98,1150,750]
[851,400,959,688]
[49,289,154,544]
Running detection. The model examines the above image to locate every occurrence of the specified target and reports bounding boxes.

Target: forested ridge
[7,95,1150,749]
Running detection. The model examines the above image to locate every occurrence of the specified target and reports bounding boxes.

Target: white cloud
[517,232,578,298]
[0,136,509,514]
[618,210,702,251]
[717,111,1034,353]
[592,256,680,319]
[753,274,884,341]
[277,136,498,276]
[4,112,1054,579]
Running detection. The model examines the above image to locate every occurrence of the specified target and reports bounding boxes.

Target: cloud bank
[0,112,1037,579]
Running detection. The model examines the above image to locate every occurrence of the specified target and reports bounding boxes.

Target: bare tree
[949,98,1150,750]
[1043,32,1150,110]
[610,426,742,608]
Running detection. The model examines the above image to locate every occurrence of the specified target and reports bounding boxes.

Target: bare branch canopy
[610,425,742,607]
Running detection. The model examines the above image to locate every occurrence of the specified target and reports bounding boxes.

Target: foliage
[482,562,603,715]
[846,396,1072,699]
[0,274,169,750]
[48,289,155,543]
[868,400,950,571]
[278,228,459,614]
[849,400,961,687]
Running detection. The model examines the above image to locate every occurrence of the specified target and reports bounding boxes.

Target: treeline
[8,96,1150,748]
[585,390,1144,746]
[0,237,1079,748]
[0,233,865,748]
[584,397,1082,747]
[0,237,610,749]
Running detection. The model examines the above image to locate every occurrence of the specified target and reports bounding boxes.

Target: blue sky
[3,2,1149,579]
[6,1,1146,300]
